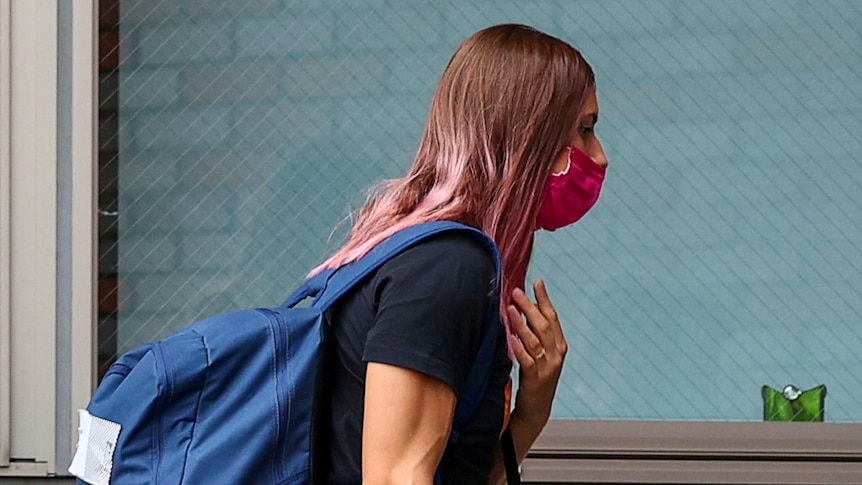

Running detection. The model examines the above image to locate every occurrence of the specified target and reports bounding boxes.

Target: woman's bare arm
[363,362,457,485]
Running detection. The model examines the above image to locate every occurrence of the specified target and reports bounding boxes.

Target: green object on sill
[762,384,827,422]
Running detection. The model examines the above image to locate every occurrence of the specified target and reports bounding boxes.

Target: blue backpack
[69,221,502,484]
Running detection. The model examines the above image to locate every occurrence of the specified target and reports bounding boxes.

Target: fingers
[511,284,554,352]
[508,328,534,369]
[533,280,568,355]
[510,287,548,334]
[508,305,543,365]
[533,280,559,327]
[511,280,568,357]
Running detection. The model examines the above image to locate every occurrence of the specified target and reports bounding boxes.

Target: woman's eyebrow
[583,112,598,125]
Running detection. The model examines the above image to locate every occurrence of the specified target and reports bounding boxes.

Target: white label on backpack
[68,409,121,485]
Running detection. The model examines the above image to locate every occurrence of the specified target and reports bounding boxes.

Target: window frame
[522,420,862,483]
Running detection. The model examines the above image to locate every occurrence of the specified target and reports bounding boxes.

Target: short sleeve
[362,231,497,396]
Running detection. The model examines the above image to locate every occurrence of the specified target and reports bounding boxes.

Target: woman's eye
[580,126,594,135]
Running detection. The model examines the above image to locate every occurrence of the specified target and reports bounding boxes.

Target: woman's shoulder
[380,229,497,277]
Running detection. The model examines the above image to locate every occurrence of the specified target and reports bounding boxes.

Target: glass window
[101,0,862,424]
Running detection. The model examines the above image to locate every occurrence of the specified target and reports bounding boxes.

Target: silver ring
[535,348,547,360]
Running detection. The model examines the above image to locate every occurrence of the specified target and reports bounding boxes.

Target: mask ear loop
[550,147,573,177]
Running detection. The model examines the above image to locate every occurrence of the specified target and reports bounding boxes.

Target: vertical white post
[0,0,12,467]
[67,0,98,468]
[6,0,58,474]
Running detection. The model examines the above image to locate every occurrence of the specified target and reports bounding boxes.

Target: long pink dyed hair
[312,24,595,348]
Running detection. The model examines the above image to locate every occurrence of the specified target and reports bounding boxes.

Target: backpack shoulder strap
[451,299,500,430]
[284,221,500,312]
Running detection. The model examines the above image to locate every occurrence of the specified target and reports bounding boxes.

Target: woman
[314,23,608,484]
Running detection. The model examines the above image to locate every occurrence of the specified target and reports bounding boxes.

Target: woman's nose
[591,139,609,168]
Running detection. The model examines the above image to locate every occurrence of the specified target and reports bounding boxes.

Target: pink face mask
[535,145,606,231]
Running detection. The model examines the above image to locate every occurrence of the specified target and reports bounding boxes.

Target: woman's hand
[490,279,569,483]
[508,279,568,431]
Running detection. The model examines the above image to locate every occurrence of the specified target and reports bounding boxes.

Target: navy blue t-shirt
[323,231,512,484]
